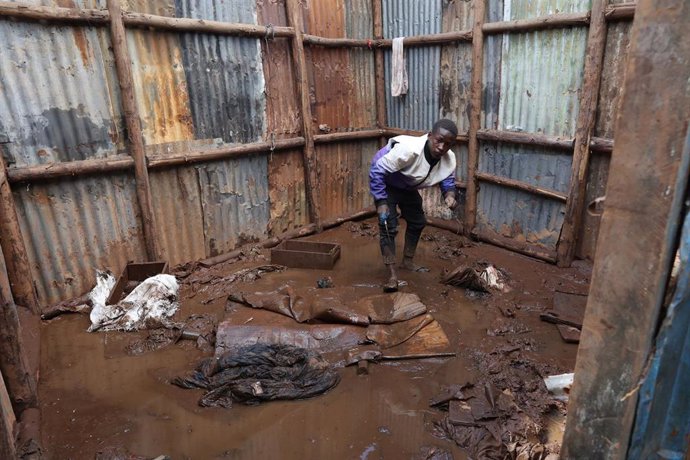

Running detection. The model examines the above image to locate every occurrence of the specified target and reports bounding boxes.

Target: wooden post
[0,246,37,414]
[561,0,690,456]
[0,152,38,312]
[372,0,387,138]
[556,0,608,267]
[107,0,162,260]
[0,369,16,460]
[463,0,486,234]
[285,0,321,228]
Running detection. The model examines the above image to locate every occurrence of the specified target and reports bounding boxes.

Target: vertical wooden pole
[0,152,38,312]
[372,0,387,136]
[107,0,162,260]
[463,0,486,234]
[285,0,321,228]
[562,0,690,456]
[556,0,608,267]
[0,246,37,414]
[0,369,17,460]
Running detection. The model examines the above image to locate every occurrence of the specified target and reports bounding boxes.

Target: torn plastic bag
[88,274,180,332]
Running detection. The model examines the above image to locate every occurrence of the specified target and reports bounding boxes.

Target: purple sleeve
[440,173,456,195]
[369,145,392,204]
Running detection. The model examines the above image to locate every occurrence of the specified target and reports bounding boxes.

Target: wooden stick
[122,11,294,38]
[557,0,608,267]
[0,152,38,311]
[7,155,134,183]
[590,136,614,153]
[313,129,384,144]
[472,228,557,263]
[475,171,568,202]
[384,127,470,143]
[372,0,387,137]
[605,3,635,21]
[322,208,376,229]
[0,1,108,24]
[426,217,463,235]
[108,0,161,261]
[477,129,574,150]
[465,0,486,235]
[285,0,321,228]
[147,138,305,168]
[302,30,472,48]
[483,11,590,34]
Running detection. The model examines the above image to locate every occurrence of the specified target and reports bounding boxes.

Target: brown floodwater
[39,220,590,459]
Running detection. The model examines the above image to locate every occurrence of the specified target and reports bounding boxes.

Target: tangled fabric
[173,344,340,407]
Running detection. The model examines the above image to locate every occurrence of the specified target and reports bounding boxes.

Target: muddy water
[40,220,590,459]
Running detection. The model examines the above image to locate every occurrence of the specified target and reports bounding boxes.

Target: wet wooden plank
[557,324,581,344]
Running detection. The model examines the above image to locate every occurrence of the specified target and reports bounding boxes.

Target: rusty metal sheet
[476,182,564,249]
[175,0,266,144]
[383,0,442,131]
[257,0,301,139]
[126,29,195,145]
[13,174,146,305]
[0,21,122,167]
[595,20,631,138]
[345,0,377,129]
[149,165,206,266]
[316,140,378,221]
[440,0,473,132]
[268,149,308,235]
[197,155,271,257]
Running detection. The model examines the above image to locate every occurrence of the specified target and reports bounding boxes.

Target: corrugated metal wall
[0,0,631,303]
[477,0,590,252]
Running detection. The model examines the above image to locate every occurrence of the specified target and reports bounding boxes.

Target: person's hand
[377,204,390,224]
[444,193,457,210]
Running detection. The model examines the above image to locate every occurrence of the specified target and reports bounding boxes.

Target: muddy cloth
[229,287,426,326]
[173,344,340,407]
[441,264,506,293]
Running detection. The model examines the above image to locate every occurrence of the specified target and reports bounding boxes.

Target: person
[369,119,459,292]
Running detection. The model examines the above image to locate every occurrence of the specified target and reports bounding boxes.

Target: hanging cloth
[391,37,408,97]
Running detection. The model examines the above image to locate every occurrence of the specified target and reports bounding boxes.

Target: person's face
[427,128,456,160]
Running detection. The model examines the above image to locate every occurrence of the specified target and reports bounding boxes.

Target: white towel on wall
[391,37,408,97]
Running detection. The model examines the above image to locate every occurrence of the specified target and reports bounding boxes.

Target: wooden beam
[477,129,574,150]
[475,171,568,202]
[147,137,305,168]
[557,0,608,267]
[0,1,108,24]
[472,228,557,263]
[590,136,614,153]
[385,127,469,143]
[0,369,16,460]
[107,0,161,261]
[322,207,376,229]
[0,152,38,312]
[426,217,463,235]
[302,30,472,48]
[605,2,636,21]
[122,11,294,38]
[314,129,384,144]
[464,0,486,235]
[285,0,320,228]
[483,11,590,34]
[7,155,134,183]
[372,0,387,135]
[562,0,690,456]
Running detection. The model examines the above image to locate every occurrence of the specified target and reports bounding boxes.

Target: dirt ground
[38,219,591,459]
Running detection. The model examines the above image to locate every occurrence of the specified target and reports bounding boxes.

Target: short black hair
[431,119,458,137]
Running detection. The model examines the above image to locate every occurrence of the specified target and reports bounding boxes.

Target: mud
[39,219,589,459]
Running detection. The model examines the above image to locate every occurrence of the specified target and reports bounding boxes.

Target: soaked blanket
[173,343,340,407]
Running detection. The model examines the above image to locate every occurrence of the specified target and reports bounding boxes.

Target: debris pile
[441,264,508,293]
[173,344,340,407]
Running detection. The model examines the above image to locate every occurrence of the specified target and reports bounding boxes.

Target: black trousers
[378,186,426,265]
